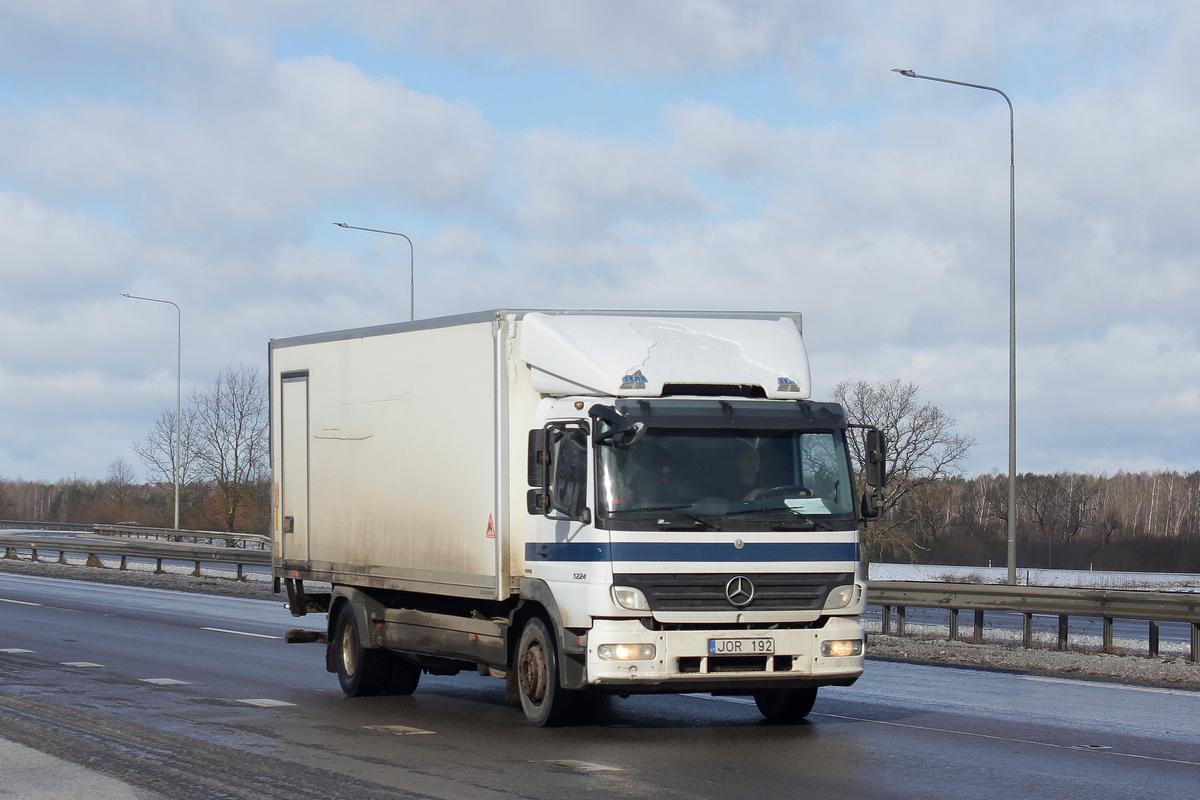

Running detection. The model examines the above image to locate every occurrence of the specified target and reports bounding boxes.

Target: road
[2,571,1199,800]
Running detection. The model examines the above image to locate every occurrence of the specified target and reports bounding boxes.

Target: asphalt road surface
[2,572,1199,800]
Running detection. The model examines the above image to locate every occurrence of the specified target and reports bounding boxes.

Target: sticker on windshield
[785,498,831,514]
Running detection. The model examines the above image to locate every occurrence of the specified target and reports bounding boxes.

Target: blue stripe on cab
[525,541,857,563]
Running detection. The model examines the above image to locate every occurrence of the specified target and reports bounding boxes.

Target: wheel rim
[519,640,548,705]
[340,620,358,677]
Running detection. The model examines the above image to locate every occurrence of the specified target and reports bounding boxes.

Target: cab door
[525,422,606,604]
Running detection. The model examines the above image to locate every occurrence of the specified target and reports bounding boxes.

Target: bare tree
[133,362,269,533]
[832,378,975,574]
[132,405,202,491]
[105,458,138,520]
[192,362,269,532]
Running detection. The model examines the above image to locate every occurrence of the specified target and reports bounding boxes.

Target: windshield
[596,426,857,531]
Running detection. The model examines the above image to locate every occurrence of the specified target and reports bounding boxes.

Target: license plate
[708,637,775,655]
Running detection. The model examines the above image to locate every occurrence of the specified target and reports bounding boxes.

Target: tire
[386,654,422,696]
[753,686,818,722]
[516,617,576,726]
[333,604,391,697]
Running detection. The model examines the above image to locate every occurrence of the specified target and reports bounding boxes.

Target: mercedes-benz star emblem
[725,576,755,608]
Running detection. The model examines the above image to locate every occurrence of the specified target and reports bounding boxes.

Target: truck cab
[522,392,876,724]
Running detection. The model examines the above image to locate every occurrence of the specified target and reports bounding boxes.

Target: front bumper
[582,615,864,690]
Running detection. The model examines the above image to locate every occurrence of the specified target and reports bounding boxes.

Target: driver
[734,442,767,501]
[731,440,811,502]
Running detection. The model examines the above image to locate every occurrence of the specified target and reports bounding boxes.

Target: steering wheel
[758,485,811,499]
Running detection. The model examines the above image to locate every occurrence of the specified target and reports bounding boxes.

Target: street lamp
[121,293,182,531]
[333,222,415,322]
[892,68,1018,585]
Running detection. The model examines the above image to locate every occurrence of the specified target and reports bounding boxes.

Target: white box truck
[271,309,885,725]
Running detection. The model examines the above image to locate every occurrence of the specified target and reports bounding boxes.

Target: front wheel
[753,686,818,722]
[333,604,391,697]
[516,617,576,726]
[387,654,421,695]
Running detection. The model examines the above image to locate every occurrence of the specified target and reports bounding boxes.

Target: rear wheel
[753,686,818,722]
[516,617,576,726]
[333,604,391,697]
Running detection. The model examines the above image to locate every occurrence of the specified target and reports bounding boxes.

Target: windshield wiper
[613,504,721,531]
[658,513,720,531]
[770,517,830,531]
[620,504,694,513]
[722,505,832,530]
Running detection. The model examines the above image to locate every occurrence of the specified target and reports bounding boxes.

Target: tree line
[889,470,1200,574]
[835,378,1200,574]
[0,363,270,534]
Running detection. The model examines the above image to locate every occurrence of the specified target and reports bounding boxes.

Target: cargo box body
[270,311,537,600]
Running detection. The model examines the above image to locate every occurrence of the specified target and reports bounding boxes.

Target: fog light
[597,643,656,661]
[612,586,651,611]
[824,584,856,610]
[820,639,863,658]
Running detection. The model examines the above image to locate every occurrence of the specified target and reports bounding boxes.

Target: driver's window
[550,427,588,519]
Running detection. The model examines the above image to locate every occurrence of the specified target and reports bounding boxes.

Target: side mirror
[860,490,882,521]
[859,427,886,522]
[527,429,550,514]
[589,404,648,447]
[528,429,549,487]
[865,428,887,488]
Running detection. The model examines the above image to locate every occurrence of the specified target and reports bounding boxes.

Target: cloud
[0,192,136,303]
[2,1,1200,482]
[0,55,498,258]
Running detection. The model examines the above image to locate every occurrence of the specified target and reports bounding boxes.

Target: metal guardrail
[92,524,270,549]
[869,580,1200,662]
[0,532,270,580]
[0,519,93,532]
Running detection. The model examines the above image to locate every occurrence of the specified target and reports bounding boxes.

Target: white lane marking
[61,662,104,668]
[201,627,279,639]
[812,711,1200,768]
[1,648,34,654]
[538,760,622,773]
[236,698,296,708]
[0,598,41,606]
[140,678,191,686]
[364,725,436,735]
[1019,674,1200,698]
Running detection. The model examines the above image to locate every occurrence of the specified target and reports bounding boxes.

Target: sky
[1,0,1198,482]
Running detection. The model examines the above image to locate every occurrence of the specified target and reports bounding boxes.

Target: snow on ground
[870,563,1200,591]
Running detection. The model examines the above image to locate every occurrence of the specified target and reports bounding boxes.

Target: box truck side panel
[274,320,503,598]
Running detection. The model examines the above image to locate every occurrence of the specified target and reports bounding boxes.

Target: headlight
[823,584,857,610]
[820,639,863,657]
[597,643,657,661]
[612,586,651,611]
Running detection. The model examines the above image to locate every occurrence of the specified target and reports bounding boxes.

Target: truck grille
[613,572,853,611]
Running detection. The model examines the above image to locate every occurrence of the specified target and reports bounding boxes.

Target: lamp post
[892,68,1018,585]
[333,222,415,322]
[121,293,182,531]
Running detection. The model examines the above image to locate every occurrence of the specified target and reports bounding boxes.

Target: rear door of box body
[280,370,310,563]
